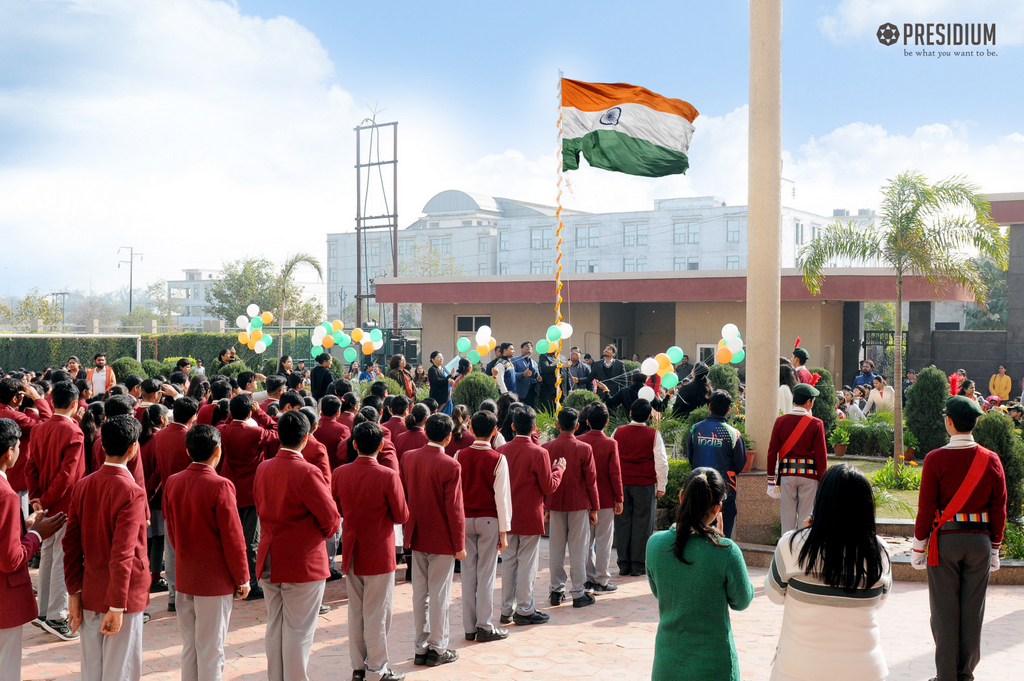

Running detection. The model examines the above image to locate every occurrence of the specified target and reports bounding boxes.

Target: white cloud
[818,0,1024,45]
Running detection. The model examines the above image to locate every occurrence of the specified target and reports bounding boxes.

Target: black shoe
[549,590,565,606]
[40,618,79,641]
[327,569,343,582]
[618,567,631,576]
[426,649,459,666]
[149,577,169,593]
[513,611,550,625]
[465,631,476,641]
[573,593,596,608]
[499,614,512,624]
[351,671,365,681]
[414,653,429,666]
[319,604,331,615]
[593,582,618,593]
[404,567,411,581]
[497,556,502,564]
[381,671,405,681]
[628,569,646,577]
[453,560,460,574]
[31,616,45,628]
[143,612,151,624]
[245,586,264,601]
[475,626,509,642]
[167,602,176,613]
[583,581,597,592]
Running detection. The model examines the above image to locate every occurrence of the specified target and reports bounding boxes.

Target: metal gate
[862,330,906,380]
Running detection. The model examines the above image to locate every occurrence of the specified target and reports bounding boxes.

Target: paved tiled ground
[21,538,1024,680]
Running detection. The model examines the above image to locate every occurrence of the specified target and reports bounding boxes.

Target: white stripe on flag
[561,102,695,154]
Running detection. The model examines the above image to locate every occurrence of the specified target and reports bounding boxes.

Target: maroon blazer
[543,432,599,513]
[154,422,192,490]
[218,410,278,507]
[394,427,427,463]
[338,410,356,431]
[0,474,41,628]
[196,402,216,425]
[316,416,350,470]
[383,415,408,440]
[164,463,250,596]
[499,436,563,535]
[332,456,409,575]
[253,449,340,583]
[0,402,48,492]
[765,412,828,485]
[578,429,623,509]
[444,428,476,457]
[400,443,465,555]
[63,465,150,613]
[140,434,161,507]
[337,434,400,474]
[91,438,146,490]
[301,434,331,483]
[26,414,85,517]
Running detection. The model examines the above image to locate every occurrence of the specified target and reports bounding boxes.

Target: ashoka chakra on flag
[561,78,698,178]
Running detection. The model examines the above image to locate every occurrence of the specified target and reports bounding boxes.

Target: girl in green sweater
[647,467,754,681]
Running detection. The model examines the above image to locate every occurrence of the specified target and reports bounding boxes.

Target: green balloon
[456,337,471,353]
[337,333,351,347]
[250,316,263,329]
[332,330,344,344]
[311,345,323,357]
[662,372,679,389]
[666,346,684,364]
[536,339,550,354]
[730,348,745,364]
[546,325,561,342]
[467,350,481,364]
[263,334,273,347]
[370,328,383,343]
[321,322,334,333]
[343,347,357,363]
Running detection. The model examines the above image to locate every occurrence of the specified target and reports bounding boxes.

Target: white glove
[910,537,928,570]
[766,484,781,499]
[991,549,1001,572]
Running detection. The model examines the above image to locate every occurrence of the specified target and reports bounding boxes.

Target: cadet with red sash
[911,395,1007,681]
[766,383,827,534]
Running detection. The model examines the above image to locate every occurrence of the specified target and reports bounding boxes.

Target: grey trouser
[463,516,500,634]
[586,508,615,586]
[16,490,27,519]
[549,510,590,598]
[0,626,22,681]
[38,523,68,621]
[411,552,455,654]
[177,593,232,681]
[238,506,260,589]
[347,572,395,681]
[326,528,342,572]
[615,484,655,573]
[780,476,818,535]
[501,533,540,617]
[80,610,144,681]
[164,535,176,604]
[928,532,991,681]
[261,572,325,681]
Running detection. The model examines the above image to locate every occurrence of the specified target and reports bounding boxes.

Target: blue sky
[1,0,1022,298]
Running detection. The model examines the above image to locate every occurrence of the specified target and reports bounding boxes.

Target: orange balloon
[477,344,489,356]
[718,339,727,349]
[362,341,374,355]
[238,332,250,345]
[322,335,335,348]
[351,328,364,342]
[656,353,672,371]
[247,340,256,350]
[251,328,263,342]
[487,338,497,350]
[716,347,733,364]
[657,365,671,377]
[332,319,343,332]
[261,311,273,324]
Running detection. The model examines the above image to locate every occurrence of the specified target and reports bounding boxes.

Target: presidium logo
[876,21,997,57]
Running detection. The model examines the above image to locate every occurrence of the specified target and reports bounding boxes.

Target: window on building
[476,220,483,226]
[673,222,688,245]
[575,227,589,249]
[462,220,472,226]
[398,239,414,256]
[329,268,337,282]
[585,260,598,273]
[673,257,686,271]
[575,260,588,274]
[185,306,191,316]
[636,256,647,272]
[499,231,510,251]
[623,258,635,273]
[588,226,599,247]
[193,286,199,299]
[186,272,196,281]
[368,240,380,257]
[430,237,451,254]
[636,223,648,246]
[428,221,439,229]
[726,256,740,270]
[623,224,634,247]
[810,223,820,241]
[795,222,804,245]
[329,292,337,305]
[478,263,488,275]
[499,263,509,275]
[687,257,700,271]
[688,223,700,244]
[329,242,337,258]
[479,237,488,253]
[456,316,491,333]
[531,228,553,250]
[531,261,543,274]
[727,219,740,243]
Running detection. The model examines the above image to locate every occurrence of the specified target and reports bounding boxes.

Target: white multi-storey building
[167,269,222,326]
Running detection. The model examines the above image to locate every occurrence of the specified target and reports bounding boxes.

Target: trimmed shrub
[141,359,165,378]
[657,459,693,510]
[109,357,143,380]
[452,372,499,410]
[846,421,895,457]
[905,367,949,457]
[709,363,740,400]
[808,366,837,441]
[623,360,640,374]
[564,389,601,411]
[973,410,1024,523]
[217,362,250,379]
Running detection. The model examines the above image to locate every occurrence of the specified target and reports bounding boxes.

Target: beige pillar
[746,0,782,469]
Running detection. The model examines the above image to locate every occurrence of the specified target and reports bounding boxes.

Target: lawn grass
[830,457,919,520]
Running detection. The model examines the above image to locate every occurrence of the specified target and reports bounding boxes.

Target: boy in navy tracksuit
[683,390,746,538]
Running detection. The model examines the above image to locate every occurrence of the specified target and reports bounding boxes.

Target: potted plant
[903,429,920,461]
[741,436,757,472]
[828,427,849,458]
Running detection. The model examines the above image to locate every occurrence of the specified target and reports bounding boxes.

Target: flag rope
[554,72,565,413]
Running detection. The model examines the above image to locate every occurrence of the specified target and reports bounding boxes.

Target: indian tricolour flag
[561,78,698,178]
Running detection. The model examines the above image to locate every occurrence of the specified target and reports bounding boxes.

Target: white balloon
[721,323,740,340]
[312,326,327,339]
[640,358,660,376]
[475,326,492,345]
[246,304,260,318]
[235,315,248,329]
[638,386,656,402]
[557,322,574,339]
[253,340,267,354]
[372,339,383,350]
[726,336,744,353]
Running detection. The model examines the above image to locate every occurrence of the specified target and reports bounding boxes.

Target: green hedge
[109,357,143,380]
[564,389,601,411]
[846,421,895,457]
[657,459,693,511]
[452,372,498,410]
[973,410,1024,523]
[708,363,740,401]
[906,366,950,457]
[808,366,838,442]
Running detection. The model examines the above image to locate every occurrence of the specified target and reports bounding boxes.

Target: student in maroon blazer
[91,395,146,490]
[25,381,85,640]
[64,415,150,681]
[218,393,278,597]
[333,421,409,681]
[297,408,331,483]
[196,381,232,426]
[543,408,599,608]
[394,403,429,463]
[337,407,400,473]
[382,395,410,440]
[400,414,466,666]
[253,411,340,681]
[497,406,565,626]
[1,418,68,674]
[0,377,50,516]
[164,424,250,681]
[317,396,351,470]
[576,403,623,594]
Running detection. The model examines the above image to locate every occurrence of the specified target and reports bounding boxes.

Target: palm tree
[799,171,1006,464]
[276,253,324,362]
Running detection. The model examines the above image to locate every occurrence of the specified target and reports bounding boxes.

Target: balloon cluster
[310,321,384,363]
[639,345,686,394]
[455,325,497,366]
[536,322,573,355]
[715,324,745,364]
[235,304,274,354]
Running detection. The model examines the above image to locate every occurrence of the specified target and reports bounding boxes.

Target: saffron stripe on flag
[562,103,695,155]
[562,78,698,121]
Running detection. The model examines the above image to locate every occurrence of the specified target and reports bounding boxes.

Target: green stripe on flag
[562,129,690,177]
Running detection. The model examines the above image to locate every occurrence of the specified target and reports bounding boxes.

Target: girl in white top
[842,387,865,422]
[765,463,892,681]
[864,375,896,413]
[778,364,797,415]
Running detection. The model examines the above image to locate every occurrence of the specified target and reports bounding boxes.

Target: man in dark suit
[512,343,540,407]
[674,355,694,384]
[589,345,626,397]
